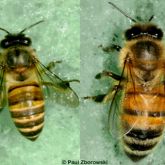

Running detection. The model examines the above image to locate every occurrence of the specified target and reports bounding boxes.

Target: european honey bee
[0,20,79,141]
[85,2,165,161]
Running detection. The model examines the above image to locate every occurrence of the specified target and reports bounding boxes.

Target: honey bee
[0,20,79,141]
[85,2,165,161]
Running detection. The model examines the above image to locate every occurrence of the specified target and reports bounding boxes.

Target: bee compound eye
[125,27,141,40]
[23,37,32,45]
[147,26,163,39]
[0,39,9,48]
[156,29,163,39]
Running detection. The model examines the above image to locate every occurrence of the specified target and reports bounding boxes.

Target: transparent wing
[108,85,123,138]
[108,58,165,140]
[108,58,137,139]
[34,59,79,108]
[0,62,6,111]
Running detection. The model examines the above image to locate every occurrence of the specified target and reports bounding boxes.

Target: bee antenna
[108,2,137,23]
[148,15,154,22]
[19,20,44,34]
[0,28,10,35]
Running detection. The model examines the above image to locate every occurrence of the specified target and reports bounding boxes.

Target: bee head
[125,24,163,41]
[0,33,31,48]
[0,20,44,49]
[108,2,163,41]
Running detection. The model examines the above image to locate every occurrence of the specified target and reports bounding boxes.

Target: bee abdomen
[121,112,164,161]
[123,128,163,161]
[122,87,165,160]
[8,84,44,141]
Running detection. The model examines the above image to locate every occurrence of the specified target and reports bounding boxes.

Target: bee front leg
[46,60,62,71]
[98,44,122,53]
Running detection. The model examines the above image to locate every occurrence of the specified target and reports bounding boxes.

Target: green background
[81,0,165,165]
[0,0,165,165]
[0,0,79,165]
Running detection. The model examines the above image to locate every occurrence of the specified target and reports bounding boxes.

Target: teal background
[81,0,165,165]
[1,0,165,165]
[0,0,79,165]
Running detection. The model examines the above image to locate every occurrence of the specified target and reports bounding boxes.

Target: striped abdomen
[121,85,165,161]
[8,83,44,141]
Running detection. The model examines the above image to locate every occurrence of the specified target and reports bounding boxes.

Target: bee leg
[85,71,123,103]
[102,85,122,103]
[59,79,80,88]
[46,61,80,83]
[95,70,123,81]
[64,79,80,83]
[148,15,154,22]
[84,85,122,103]
[98,44,122,53]
[83,94,108,103]
[46,60,62,71]
[42,78,80,90]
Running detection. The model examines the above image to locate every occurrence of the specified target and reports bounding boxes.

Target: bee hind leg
[46,61,80,84]
[95,70,123,81]
[83,94,107,103]
[58,79,80,88]
[83,85,122,103]
[85,70,123,103]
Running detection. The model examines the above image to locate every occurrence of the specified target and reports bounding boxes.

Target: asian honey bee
[0,20,79,141]
[85,2,165,161]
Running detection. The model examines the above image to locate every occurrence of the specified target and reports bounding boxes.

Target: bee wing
[34,60,79,108]
[108,58,138,139]
[0,63,6,110]
[108,85,123,138]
